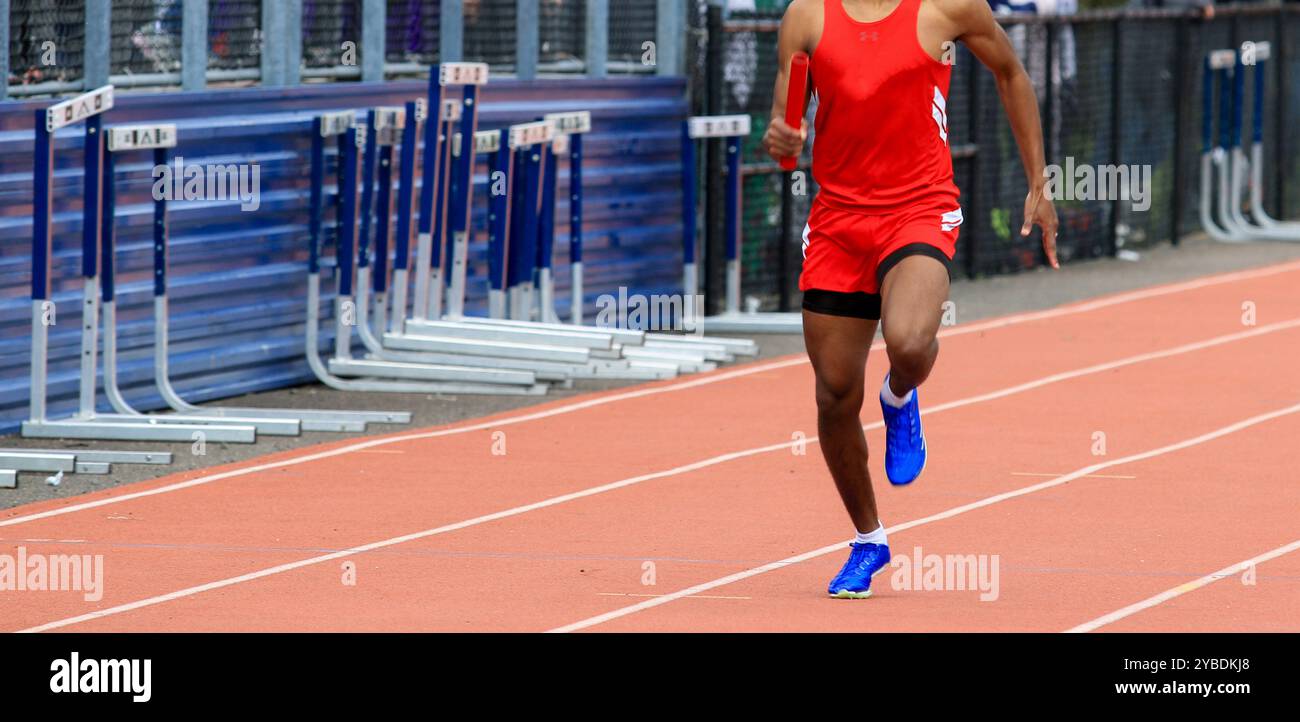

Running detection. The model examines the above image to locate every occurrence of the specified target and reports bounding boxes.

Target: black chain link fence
[303,0,362,70]
[608,0,656,73]
[386,0,440,66]
[464,0,516,71]
[541,0,584,71]
[111,0,183,78]
[7,0,86,87]
[208,0,261,72]
[705,4,1300,312]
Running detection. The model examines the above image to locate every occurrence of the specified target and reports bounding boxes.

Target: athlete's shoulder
[784,0,823,19]
[781,0,826,52]
[925,0,994,28]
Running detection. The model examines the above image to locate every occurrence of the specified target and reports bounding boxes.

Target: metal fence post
[261,1,287,86]
[1171,15,1189,245]
[0,0,9,100]
[1108,19,1122,257]
[182,0,208,90]
[0,0,11,100]
[362,0,385,81]
[587,0,609,77]
[517,0,539,79]
[704,2,725,315]
[1276,9,1290,218]
[657,0,684,76]
[85,1,111,88]
[966,51,981,278]
[285,0,303,85]
[441,0,464,62]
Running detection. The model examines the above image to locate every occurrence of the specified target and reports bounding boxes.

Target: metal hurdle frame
[1226,42,1300,240]
[377,70,635,376]
[684,115,802,334]
[527,110,759,361]
[442,120,706,378]
[96,123,302,437]
[457,111,757,364]
[303,110,544,395]
[338,106,544,393]
[138,123,409,431]
[23,85,256,443]
[413,101,754,372]
[351,103,599,383]
[1204,45,1300,243]
[1200,50,1239,243]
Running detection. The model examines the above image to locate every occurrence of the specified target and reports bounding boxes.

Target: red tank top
[810,0,960,212]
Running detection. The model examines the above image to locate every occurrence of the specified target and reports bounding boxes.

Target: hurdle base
[702,311,803,334]
[22,420,257,443]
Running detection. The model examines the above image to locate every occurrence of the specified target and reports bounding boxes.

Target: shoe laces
[849,542,878,571]
[887,400,921,451]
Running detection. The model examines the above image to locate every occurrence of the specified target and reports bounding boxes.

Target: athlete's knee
[815,374,864,419]
[884,326,938,376]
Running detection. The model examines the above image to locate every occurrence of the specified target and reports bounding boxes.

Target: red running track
[2,261,1298,632]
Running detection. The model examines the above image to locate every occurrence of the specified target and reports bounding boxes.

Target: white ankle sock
[880,375,914,409]
[855,522,887,546]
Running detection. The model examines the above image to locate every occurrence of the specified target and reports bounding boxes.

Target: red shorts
[799,198,963,320]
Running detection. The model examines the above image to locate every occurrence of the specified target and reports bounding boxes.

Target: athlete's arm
[762,0,816,163]
[944,0,1059,268]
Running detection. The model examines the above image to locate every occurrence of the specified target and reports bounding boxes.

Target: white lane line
[1011,472,1137,480]
[548,401,1300,633]
[3,261,1294,531]
[597,593,752,600]
[1065,540,1300,633]
[15,320,1298,633]
[940,258,1300,340]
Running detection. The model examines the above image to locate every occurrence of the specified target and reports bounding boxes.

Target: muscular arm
[942,0,1059,267]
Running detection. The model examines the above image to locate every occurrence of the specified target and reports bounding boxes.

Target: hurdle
[1200,50,1239,243]
[455,119,723,377]
[684,115,803,334]
[349,103,602,383]
[131,124,408,431]
[336,106,545,392]
[535,111,758,359]
[418,105,749,374]
[22,85,255,443]
[1226,42,1300,240]
[398,70,629,356]
[303,110,543,395]
[376,71,648,379]
[384,114,669,381]
[97,123,303,437]
[1202,45,1300,243]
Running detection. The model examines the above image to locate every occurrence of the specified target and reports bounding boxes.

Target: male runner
[761,0,1058,598]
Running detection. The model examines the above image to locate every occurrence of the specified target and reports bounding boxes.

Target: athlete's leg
[880,255,949,396]
[803,308,880,533]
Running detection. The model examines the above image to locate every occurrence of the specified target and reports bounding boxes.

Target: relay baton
[780,51,810,171]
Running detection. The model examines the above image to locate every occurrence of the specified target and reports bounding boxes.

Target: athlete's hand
[1022,186,1059,269]
[763,118,807,163]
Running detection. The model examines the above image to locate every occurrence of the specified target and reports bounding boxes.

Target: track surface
[2,261,1298,632]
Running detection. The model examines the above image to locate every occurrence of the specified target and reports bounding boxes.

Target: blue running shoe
[828,542,891,598]
[880,385,926,485]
